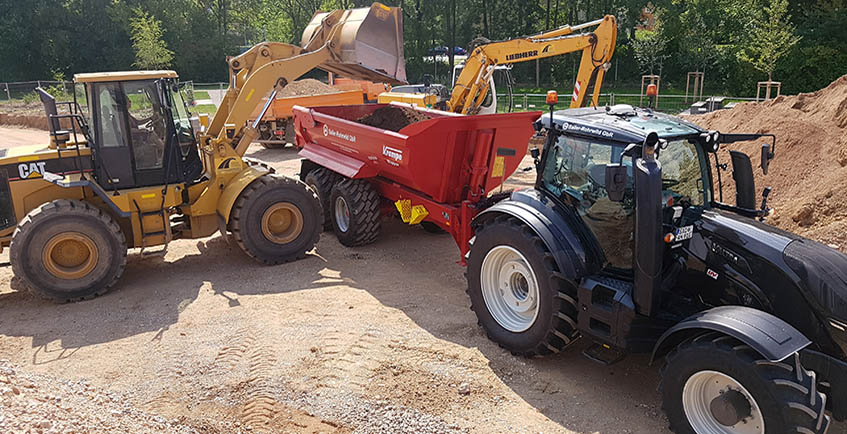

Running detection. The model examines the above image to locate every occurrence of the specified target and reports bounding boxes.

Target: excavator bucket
[301,3,407,85]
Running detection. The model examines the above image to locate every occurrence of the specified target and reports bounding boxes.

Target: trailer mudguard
[472,189,595,283]
[651,306,811,364]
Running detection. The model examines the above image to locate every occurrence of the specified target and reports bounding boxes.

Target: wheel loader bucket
[301,3,407,85]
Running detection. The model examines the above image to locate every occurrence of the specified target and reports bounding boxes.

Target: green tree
[130,8,174,70]
[633,29,668,76]
[737,0,801,82]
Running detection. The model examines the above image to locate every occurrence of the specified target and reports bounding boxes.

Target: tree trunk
[481,0,490,37]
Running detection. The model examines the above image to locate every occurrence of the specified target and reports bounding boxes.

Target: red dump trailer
[292,103,541,262]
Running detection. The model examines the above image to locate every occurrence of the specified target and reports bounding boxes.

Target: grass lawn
[193,90,210,100]
[193,104,217,115]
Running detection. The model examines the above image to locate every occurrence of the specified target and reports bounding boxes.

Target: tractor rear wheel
[304,168,341,231]
[661,332,831,434]
[10,199,127,302]
[329,179,381,246]
[466,216,580,356]
[230,174,321,264]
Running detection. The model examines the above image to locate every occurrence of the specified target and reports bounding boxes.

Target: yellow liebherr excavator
[0,3,404,301]
[382,15,616,114]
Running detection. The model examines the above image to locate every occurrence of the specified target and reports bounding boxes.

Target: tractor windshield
[541,134,712,269]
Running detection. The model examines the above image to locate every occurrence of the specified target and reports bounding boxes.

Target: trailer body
[293,103,541,260]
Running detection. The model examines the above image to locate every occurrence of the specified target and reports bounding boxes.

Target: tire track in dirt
[310,328,383,392]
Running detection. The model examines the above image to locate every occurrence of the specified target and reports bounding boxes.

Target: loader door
[92,83,135,189]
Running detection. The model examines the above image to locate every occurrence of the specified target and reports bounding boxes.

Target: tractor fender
[472,190,593,282]
[217,166,268,224]
[650,306,811,364]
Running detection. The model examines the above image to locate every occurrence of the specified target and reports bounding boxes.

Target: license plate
[675,225,693,241]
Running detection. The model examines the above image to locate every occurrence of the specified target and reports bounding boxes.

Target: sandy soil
[0,130,843,433]
[0,134,673,433]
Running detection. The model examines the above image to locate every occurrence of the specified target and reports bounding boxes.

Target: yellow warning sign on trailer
[491,156,505,178]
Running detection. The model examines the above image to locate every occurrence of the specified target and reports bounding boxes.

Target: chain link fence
[2,79,760,116]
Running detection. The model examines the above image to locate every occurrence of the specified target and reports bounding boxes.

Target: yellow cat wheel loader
[0,2,405,302]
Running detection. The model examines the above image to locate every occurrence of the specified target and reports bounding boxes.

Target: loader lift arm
[203,3,406,156]
[448,15,617,114]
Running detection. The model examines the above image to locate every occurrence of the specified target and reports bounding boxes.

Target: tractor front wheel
[230,174,321,264]
[10,200,127,302]
[661,332,830,434]
[466,216,580,356]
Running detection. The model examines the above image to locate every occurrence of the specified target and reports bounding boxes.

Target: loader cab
[73,71,202,190]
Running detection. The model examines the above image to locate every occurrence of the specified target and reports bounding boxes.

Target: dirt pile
[356,106,431,132]
[0,101,53,130]
[692,74,847,252]
[278,79,339,97]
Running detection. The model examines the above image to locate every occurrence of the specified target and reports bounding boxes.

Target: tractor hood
[695,209,847,356]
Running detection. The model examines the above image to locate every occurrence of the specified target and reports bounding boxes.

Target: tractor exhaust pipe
[633,132,663,317]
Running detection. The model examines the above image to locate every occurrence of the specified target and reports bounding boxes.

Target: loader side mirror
[605,164,627,202]
[761,143,773,175]
[530,147,540,160]
[36,87,61,136]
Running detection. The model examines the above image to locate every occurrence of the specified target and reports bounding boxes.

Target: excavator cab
[71,71,202,190]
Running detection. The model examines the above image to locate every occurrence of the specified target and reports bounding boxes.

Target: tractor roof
[74,70,178,83]
[537,105,705,144]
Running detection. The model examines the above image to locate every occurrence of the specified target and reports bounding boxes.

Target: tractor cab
[61,71,203,190]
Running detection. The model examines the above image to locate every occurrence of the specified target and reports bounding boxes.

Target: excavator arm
[448,15,617,114]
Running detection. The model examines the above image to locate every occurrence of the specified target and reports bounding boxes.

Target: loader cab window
[542,135,634,269]
[123,80,167,171]
[74,83,90,124]
[167,82,197,157]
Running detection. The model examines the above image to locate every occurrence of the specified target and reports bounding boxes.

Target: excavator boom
[448,15,617,114]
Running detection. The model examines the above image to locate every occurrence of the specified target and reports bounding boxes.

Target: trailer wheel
[661,332,831,434]
[466,216,579,356]
[304,168,341,231]
[329,179,381,246]
[10,200,127,302]
[230,174,321,264]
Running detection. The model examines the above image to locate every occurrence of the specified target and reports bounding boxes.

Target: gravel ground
[0,128,843,433]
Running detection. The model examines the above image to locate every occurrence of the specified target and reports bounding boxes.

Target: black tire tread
[660,333,831,434]
[467,215,580,357]
[304,168,342,230]
[230,174,321,264]
[330,179,381,247]
[10,199,127,302]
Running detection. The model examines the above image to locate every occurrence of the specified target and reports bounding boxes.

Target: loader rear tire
[466,216,580,356]
[329,179,381,247]
[661,332,831,434]
[230,174,321,264]
[304,168,341,231]
[10,200,127,302]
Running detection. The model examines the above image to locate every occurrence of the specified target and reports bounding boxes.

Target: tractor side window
[122,81,167,171]
[542,135,634,269]
[657,140,706,207]
[96,84,127,149]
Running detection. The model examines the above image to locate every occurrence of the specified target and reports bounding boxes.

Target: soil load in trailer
[293,103,541,259]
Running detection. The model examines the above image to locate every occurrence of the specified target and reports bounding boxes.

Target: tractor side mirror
[605,164,627,202]
[761,143,773,175]
[530,147,540,160]
[729,150,757,209]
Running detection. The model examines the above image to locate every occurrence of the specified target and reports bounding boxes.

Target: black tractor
[466,103,846,433]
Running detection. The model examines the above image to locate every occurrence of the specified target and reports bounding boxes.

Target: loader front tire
[466,216,580,356]
[230,174,321,264]
[329,179,381,247]
[304,168,341,231]
[10,200,127,302]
